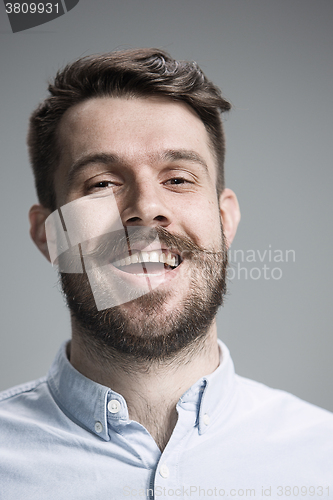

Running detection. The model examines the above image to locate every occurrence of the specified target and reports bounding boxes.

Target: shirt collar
[47,341,112,441]
[177,340,236,434]
[47,339,236,440]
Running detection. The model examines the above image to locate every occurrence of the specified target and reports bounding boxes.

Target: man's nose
[122,179,172,227]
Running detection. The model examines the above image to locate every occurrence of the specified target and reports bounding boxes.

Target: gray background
[0,1,332,410]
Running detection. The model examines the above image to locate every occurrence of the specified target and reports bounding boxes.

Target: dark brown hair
[27,48,231,210]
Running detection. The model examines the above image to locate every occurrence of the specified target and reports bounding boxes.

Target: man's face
[53,96,229,360]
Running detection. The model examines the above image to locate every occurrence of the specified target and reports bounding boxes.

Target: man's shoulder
[0,376,50,421]
[0,377,47,403]
[234,373,333,432]
[0,375,70,452]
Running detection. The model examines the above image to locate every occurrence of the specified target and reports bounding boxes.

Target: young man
[1,49,332,499]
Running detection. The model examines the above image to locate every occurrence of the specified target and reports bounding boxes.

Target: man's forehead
[59,95,195,127]
[58,97,206,137]
[54,95,218,196]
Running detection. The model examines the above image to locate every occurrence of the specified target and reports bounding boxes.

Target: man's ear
[29,204,52,262]
[219,188,241,248]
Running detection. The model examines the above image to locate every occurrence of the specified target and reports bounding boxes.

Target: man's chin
[108,289,173,330]
[60,240,227,362]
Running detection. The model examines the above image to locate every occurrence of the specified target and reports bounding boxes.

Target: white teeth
[112,250,180,268]
[140,251,149,263]
[166,255,176,267]
[130,253,139,264]
[149,251,160,263]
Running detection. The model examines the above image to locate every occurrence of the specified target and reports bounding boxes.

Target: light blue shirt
[1,340,333,499]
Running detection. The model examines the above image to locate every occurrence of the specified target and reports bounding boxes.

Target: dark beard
[60,226,228,363]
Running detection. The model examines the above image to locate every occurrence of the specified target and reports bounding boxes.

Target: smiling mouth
[111,250,182,275]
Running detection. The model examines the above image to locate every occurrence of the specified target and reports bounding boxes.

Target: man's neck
[69,322,220,451]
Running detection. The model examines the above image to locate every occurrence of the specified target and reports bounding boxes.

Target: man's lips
[113,248,180,267]
[111,248,182,274]
[109,261,183,283]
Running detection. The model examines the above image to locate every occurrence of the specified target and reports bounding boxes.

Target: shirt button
[203,413,210,426]
[108,399,121,414]
[159,464,169,478]
[94,421,103,433]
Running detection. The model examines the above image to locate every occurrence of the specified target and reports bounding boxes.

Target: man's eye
[166,178,189,185]
[91,180,116,189]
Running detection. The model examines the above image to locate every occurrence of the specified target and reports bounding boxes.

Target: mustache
[81,225,226,264]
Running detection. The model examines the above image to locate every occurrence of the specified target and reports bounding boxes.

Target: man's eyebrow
[66,149,209,187]
[67,153,123,185]
[160,149,209,173]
